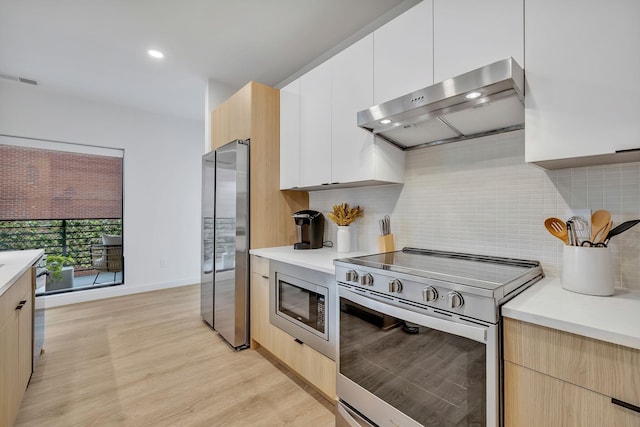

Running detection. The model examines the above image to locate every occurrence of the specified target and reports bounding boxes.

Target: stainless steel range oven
[334,248,543,427]
[269,260,336,360]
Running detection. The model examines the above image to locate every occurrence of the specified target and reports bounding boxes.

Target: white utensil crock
[561,245,614,296]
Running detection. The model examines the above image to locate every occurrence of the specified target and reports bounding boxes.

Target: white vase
[337,226,350,253]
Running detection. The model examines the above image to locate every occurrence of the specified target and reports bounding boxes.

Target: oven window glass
[339,298,486,426]
[278,280,324,334]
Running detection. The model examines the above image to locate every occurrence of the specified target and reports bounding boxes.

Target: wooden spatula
[544,217,568,245]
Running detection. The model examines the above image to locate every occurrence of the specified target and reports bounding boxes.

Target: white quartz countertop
[502,277,640,350]
[0,249,44,297]
[249,246,373,275]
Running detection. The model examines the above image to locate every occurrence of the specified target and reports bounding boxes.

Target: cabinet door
[211,83,252,150]
[280,79,301,189]
[504,361,562,427]
[299,60,332,187]
[433,0,523,82]
[0,314,19,427]
[525,0,640,166]
[250,272,269,347]
[373,0,433,105]
[18,293,33,391]
[505,362,640,427]
[331,34,375,184]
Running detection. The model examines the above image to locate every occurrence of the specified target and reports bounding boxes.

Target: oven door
[337,285,498,427]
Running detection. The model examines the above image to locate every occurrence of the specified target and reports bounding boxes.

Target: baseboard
[41,279,199,308]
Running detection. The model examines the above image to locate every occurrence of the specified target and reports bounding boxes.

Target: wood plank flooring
[14,285,335,427]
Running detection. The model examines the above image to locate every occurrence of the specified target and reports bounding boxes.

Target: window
[0,138,124,293]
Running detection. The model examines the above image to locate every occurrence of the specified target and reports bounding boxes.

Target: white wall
[310,130,640,290]
[205,78,237,152]
[0,80,204,306]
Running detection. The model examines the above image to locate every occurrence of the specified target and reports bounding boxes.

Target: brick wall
[0,145,122,220]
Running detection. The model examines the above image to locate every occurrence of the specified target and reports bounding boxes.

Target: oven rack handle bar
[339,287,487,344]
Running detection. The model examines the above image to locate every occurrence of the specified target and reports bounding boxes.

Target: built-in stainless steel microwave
[269,260,336,360]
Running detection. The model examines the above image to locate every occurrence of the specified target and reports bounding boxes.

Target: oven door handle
[337,402,374,427]
[340,287,487,344]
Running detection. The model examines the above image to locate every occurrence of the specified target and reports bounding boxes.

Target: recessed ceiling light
[465,91,482,99]
[148,49,164,59]
[380,119,392,124]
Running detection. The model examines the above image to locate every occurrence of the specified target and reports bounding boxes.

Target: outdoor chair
[90,235,123,284]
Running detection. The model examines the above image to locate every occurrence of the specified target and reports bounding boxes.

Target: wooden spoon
[544,217,568,244]
[597,220,613,243]
[591,210,611,242]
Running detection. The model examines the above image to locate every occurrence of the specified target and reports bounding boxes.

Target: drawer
[251,255,269,277]
[505,362,640,427]
[0,270,31,328]
[504,317,640,407]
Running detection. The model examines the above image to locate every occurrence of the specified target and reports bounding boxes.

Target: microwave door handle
[339,287,487,344]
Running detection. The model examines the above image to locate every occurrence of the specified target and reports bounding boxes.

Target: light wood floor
[15,285,335,427]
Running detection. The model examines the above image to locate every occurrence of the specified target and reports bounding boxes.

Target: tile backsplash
[310,130,640,290]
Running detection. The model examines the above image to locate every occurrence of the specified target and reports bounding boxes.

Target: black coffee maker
[293,210,324,250]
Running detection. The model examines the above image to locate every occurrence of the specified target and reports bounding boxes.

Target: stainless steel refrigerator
[200,139,250,350]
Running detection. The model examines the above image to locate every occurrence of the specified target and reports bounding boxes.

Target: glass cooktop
[334,247,542,291]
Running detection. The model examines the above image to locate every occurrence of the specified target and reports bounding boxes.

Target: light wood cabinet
[210,81,308,249]
[433,0,523,83]
[0,269,33,427]
[503,318,640,426]
[250,256,336,400]
[524,0,640,169]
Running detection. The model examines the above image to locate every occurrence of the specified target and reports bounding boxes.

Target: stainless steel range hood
[357,57,524,150]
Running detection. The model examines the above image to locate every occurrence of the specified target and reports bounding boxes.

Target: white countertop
[502,277,640,350]
[249,246,373,275]
[0,249,44,297]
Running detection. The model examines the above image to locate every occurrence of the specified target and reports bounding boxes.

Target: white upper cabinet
[373,0,434,105]
[331,35,375,184]
[332,34,405,185]
[280,34,405,190]
[433,0,524,83]
[299,60,332,187]
[525,0,640,168]
[280,79,300,189]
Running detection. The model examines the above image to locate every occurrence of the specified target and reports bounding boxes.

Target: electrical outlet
[565,208,591,241]
[160,257,167,268]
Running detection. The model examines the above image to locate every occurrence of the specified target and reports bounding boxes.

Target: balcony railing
[0,219,122,273]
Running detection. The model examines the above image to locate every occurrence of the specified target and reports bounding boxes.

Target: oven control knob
[447,292,464,309]
[422,286,438,302]
[345,270,359,282]
[360,273,374,286]
[388,279,403,293]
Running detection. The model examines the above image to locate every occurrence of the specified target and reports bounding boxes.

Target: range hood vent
[357,57,524,150]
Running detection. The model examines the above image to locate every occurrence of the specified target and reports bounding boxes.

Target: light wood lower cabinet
[504,318,640,427]
[250,256,336,401]
[0,269,33,427]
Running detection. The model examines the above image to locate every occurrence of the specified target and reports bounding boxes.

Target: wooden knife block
[377,234,395,253]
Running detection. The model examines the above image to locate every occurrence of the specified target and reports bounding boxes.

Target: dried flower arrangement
[328,203,364,226]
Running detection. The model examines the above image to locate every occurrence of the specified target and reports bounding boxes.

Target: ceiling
[0,0,416,122]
